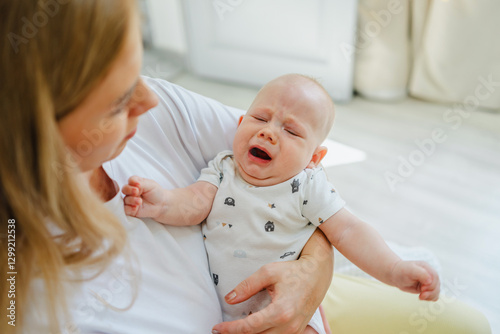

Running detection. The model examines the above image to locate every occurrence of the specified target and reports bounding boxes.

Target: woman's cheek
[109,113,129,138]
[96,116,129,154]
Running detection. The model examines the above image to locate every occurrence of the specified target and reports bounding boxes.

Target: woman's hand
[212,229,333,334]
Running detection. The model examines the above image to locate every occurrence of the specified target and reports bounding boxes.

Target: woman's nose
[258,126,277,145]
[129,79,159,116]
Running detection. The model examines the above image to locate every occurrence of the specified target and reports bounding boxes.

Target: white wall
[146,0,187,53]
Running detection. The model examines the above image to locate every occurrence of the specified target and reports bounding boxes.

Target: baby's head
[233,74,335,186]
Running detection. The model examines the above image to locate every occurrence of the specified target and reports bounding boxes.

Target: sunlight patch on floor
[321,138,366,167]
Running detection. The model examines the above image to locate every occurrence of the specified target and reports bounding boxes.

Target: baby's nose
[258,127,277,145]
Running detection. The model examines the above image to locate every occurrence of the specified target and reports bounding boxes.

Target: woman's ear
[238,115,244,126]
[307,146,328,169]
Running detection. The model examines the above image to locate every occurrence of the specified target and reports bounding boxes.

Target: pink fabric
[319,305,332,334]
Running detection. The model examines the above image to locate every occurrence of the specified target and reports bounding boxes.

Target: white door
[182,0,358,102]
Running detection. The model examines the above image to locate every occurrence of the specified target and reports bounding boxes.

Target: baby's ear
[238,115,244,126]
[307,146,328,169]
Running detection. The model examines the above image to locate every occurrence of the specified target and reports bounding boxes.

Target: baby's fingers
[126,175,160,194]
[124,195,142,207]
[419,278,440,301]
[124,203,138,217]
[419,283,440,301]
[122,184,140,196]
[417,263,440,301]
[123,196,142,217]
[128,175,143,187]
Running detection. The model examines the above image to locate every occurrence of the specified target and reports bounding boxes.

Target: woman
[1,1,331,333]
[0,1,491,333]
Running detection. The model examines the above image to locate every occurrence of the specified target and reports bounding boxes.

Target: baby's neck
[235,163,299,188]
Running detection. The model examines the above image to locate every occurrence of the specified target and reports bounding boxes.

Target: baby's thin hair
[297,73,322,85]
[294,74,336,140]
[296,74,330,96]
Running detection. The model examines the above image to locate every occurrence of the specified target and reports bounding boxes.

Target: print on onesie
[212,273,219,286]
[264,221,275,232]
[291,179,300,193]
[280,251,296,259]
[224,197,235,206]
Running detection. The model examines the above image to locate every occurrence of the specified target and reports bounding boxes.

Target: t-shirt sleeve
[196,151,233,188]
[143,77,245,170]
[301,168,345,227]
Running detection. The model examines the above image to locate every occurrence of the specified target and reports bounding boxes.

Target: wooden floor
[169,73,500,332]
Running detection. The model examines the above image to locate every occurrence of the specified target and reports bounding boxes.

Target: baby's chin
[237,167,295,187]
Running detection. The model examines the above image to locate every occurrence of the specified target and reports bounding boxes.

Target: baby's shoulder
[302,166,328,182]
[210,150,235,166]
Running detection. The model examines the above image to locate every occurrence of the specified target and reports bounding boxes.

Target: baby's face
[233,76,334,186]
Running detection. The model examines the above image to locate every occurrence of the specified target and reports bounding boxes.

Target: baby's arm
[122,176,218,226]
[319,208,440,301]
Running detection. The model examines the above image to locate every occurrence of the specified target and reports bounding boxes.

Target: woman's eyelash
[109,108,125,118]
[110,103,129,115]
[110,95,134,116]
[111,107,125,115]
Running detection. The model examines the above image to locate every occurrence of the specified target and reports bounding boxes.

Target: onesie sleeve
[301,168,345,227]
[196,150,233,188]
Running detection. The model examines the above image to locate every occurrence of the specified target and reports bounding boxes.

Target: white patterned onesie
[198,150,345,321]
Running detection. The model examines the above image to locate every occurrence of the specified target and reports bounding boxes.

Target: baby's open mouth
[250,147,271,160]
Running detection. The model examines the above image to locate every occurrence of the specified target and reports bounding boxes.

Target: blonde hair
[0,0,138,332]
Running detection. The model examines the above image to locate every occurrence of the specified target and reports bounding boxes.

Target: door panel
[183,0,358,102]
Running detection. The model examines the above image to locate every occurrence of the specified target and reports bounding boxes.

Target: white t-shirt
[26,77,325,333]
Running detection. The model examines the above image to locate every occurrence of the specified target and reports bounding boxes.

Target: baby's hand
[122,176,165,219]
[391,260,440,301]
